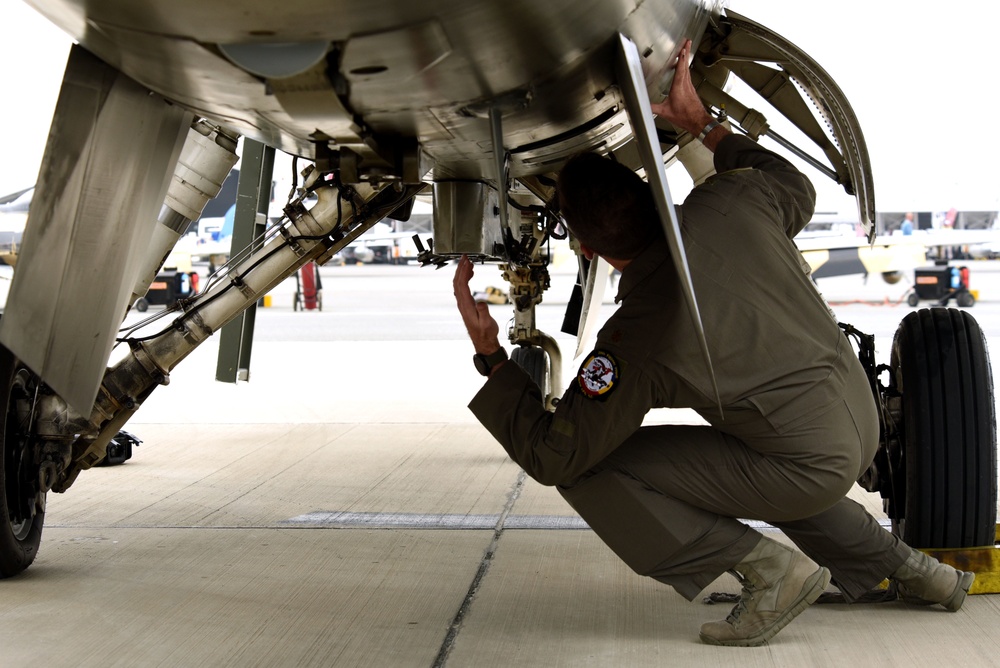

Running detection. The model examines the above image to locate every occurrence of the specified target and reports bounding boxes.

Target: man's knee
[559,470,690,575]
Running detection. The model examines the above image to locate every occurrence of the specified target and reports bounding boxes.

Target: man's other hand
[453,255,501,355]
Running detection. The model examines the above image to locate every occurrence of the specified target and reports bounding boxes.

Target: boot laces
[726,574,759,625]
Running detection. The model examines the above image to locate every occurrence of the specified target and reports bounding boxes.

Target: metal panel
[0,45,191,414]
[26,1,712,171]
[216,140,275,383]
[431,181,506,257]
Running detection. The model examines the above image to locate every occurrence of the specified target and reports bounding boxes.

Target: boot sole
[898,569,976,611]
[700,566,832,647]
[941,571,975,612]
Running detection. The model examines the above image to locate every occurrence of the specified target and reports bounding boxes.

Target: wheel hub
[4,369,41,541]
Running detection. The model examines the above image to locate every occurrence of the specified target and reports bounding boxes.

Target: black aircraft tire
[0,347,44,578]
[891,308,997,548]
[511,345,549,400]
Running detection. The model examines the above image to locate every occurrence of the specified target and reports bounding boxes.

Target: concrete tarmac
[2,260,1000,666]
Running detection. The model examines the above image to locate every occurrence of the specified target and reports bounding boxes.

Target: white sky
[1,1,998,214]
[729,1,1000,213]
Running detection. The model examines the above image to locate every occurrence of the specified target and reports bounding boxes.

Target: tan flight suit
[470,134,910,601]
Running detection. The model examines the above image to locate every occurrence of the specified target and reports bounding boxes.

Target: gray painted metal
[28,0,717,177]
[431,181,506,256]
[0,45,191,414]
[216,140,275,383]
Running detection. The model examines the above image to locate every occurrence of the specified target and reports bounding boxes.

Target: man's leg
[558,466,831,646]
[557,468,760,600]
[774,497,909,600]
[579,419,966,609]
[557,419,840,598]
[776,499,974,609]
[568,399,876,595]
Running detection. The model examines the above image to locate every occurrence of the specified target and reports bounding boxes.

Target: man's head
[557,152,662,260]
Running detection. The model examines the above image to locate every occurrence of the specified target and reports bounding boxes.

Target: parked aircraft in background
[0,0,993,583]
[797,224,1000,284]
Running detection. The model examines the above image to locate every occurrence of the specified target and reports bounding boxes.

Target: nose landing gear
[855,308,997,551]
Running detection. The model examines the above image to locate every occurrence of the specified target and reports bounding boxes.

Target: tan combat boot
[892,547,975,611]
[700,536,831,647]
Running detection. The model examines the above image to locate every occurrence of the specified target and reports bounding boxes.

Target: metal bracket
[489,107,511,235]
[216,139,274,383]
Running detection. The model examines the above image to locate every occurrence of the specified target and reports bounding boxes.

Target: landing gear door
[694,10,876,240]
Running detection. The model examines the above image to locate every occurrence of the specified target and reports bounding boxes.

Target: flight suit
[470,134,910,600]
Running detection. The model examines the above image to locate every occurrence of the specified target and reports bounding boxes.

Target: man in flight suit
[453,39,974,646]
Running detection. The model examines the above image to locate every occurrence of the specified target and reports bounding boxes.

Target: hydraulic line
[38,174,423,491]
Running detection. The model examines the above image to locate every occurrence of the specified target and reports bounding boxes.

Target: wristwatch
[698,119,721,141]
[473,348,508,376]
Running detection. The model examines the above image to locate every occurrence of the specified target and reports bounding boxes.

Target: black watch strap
[474,348,508,376]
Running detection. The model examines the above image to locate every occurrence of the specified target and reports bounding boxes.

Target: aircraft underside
[0,0,993,579]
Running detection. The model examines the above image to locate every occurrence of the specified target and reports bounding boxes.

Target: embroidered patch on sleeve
[577,350,620,399]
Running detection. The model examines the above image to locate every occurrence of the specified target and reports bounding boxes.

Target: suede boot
[892,547,975,611]
[700,536,831,647]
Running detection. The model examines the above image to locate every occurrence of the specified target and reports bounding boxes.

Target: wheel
[891,308,997,548]
[0,348,44,577]
[135,298,149,313]
[881,270,904,285]
[511,345,550,401]
[958,292,975,307]
[906,292,919,307]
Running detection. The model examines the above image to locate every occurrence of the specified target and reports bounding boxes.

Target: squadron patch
[577,350,620,399]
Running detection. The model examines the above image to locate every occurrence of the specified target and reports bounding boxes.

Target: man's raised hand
[453,255,501,355]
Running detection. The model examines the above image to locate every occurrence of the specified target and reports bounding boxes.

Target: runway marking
[281,510,589,529]
[282,510,894,532]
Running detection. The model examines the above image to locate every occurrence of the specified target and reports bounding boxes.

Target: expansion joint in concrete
[432,470,527,667]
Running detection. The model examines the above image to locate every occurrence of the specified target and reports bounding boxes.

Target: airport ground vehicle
[906,265,976,308]
[134,269,197,312]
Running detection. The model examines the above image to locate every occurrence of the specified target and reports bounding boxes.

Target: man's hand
[453,255,501,355]
[650,40,724,149]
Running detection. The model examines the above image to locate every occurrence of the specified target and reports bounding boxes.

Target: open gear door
[693,10,876,240]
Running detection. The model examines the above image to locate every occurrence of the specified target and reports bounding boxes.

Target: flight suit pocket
[745,382,842,436]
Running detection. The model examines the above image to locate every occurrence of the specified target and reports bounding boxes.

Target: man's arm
[653,40,814,236]
[468,346,657,487]
[713,136,816,237]
[452,255,506,375]
[453,257,656,486]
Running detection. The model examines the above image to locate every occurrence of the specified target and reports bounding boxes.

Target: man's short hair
[557,152,662,259]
